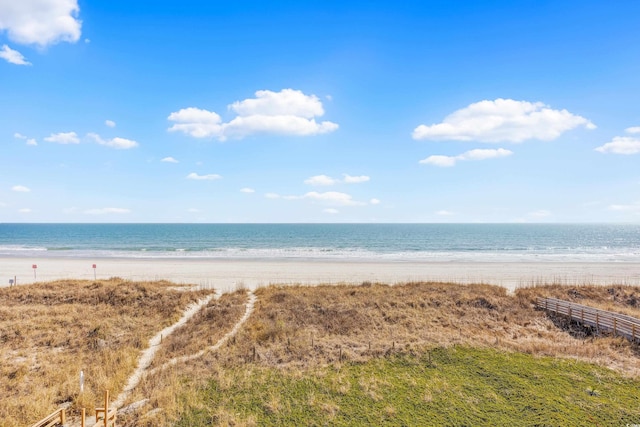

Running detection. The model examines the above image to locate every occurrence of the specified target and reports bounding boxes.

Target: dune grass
[0,278,212,427]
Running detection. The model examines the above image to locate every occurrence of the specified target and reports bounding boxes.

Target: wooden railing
[536,297,640,342]
[29,409,66,427]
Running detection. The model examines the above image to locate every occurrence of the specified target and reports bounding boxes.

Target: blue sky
[1,0,639,223]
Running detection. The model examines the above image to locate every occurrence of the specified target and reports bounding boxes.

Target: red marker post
[32,264,37,280]
[92,264,97,280]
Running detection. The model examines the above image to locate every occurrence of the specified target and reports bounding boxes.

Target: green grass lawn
[176,346,640,426]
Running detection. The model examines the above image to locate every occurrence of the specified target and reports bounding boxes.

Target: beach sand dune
[2,257,639,292]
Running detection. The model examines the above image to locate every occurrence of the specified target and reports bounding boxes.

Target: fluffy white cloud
[84,207,130,215]
[168,89,338,140]
[369,198,381,205]
[304,175,339,186]
[0,0,81,46]
[186,172,222,180]
[436,210,455,216]
[14,132,26,139]
[420,148,513,167]
[161,156,179,163]
[302,191,364,206]
[87,133,138,149]
[265,193,280,199]
[12,185,30,192]
[413,99,595,143]
[595,137,640,155]
[45,131,79,144]
[240,187,255,193]
[0,44,30,65]
[13,133,37,145]
[26,138,37,146]
[323,208,339,214]
[343,174,370,184]
[105,120,116,128]
[528,210,551,218]
[608,202,640,212]
[304,173,370,186]
[18,208,32,213]
[625,127,640,134]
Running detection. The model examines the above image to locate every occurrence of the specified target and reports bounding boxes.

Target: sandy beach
[2,257,639,292]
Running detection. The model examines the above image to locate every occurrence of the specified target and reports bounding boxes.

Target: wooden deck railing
[536,297,640,342]
[29,408,66,427]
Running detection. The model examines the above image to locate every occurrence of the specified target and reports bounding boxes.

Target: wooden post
[81,408,86,427]
[60,408,66,425]
[104,390,109,427]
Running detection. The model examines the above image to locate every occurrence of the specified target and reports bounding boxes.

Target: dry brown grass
[117,281,640,426]
[0,278,212,427]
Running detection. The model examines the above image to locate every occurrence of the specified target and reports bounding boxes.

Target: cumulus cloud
[13,133,37,145]
[45,131,79,144]
[595,126,640,154]
[420,148,513,167]
[240,187,255,193]
[304,175,339,186]
[370,198,381,205]
[18,208,32,213]
[608,202,640,213]
[14,132,26,139]
[105,120,116,128]
[26,138,37,146]
[435,210,455,216]
[302,191,364,206]
[323,208,339,214]
[168,89,338,140]
[0,0,82,46]
[0,44,30,65]
[186,172,222,181]
[304,173,370,186]
[87,133,138,149]
[12,185,30,192]
[265,193,280,199]
[161,156,179,163]
[412,99,595,143]
[84,207,130,215]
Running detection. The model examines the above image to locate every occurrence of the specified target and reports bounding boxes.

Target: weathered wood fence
[536,297,640,342]
[29,408,66,427]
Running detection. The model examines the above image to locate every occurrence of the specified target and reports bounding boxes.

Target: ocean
[1,223,639,263]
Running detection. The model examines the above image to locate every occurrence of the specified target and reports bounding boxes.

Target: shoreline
[2,257,639,292]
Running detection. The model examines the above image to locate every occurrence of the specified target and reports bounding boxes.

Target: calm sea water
[0,223,639,262]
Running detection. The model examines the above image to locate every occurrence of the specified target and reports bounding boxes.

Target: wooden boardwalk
[536,297,640,342]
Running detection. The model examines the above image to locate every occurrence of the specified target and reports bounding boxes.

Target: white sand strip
[1,257,639,292]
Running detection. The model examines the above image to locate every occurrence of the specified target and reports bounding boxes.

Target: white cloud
[14,132,26,139]
[343,174,370,184]
[168,89,338,140]
[240,187,255,193]
[420,148,513,167]
[45,131,79,144]
[608,202,640,212]
[161,156,179,163]
[412,99,595,143]
[12,185,30,192]
[304,175,339,186]
[0,44,30,65]
[369,198,381,205]
[0,0,81,46]
[26,138,37,146]
[595,135,640,155]
[304,173,370,186]
[302,191,364,206]
[87,132,138,149]
[187,208,201,213]
[436,210,455,216]
[14,133,37,145]
[84,207,130,215]
[265,193,281,199]
[186,172,222,181]
[625,127,640,134]
[18,208,31,213]
[105,120,116,128]
[323,208,339,214]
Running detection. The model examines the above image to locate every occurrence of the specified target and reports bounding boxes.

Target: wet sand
[2,257,639,292]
